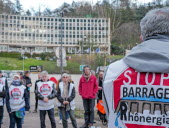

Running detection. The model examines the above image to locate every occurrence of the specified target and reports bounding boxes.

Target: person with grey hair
[57,73,77,128]
[103,7,169,127]
[35,71,57,128]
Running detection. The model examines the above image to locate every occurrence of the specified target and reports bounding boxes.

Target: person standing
[6,74,30,128]
[103,7,169,127]
[36,71,57,128]
[57,73,77,128]
[33,73,42,113]
[0,71,8,90]
[22,71,32,107]
[0,71,6,128]
[0,70,8,126]
[79,66,98,128]
[97,70,104,101]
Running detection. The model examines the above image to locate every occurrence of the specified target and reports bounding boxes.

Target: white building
[0,14,111,54]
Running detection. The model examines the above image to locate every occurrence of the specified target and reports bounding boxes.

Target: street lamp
[60,12,64,74]
[54,5,71,75]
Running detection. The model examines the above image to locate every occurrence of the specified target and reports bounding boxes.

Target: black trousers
[82,99,95,125]
[39,108,56,128]
[34,96,38,110]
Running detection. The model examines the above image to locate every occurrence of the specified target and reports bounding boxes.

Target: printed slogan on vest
[11,88,21,100]
[40,84,51,96]
[113,68,169,128]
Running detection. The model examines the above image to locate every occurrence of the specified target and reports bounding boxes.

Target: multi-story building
[0,14,110,54]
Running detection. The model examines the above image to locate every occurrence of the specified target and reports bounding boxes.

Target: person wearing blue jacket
[6,74,30,128]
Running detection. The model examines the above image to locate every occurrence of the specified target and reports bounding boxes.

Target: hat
[13,74,20,79]
[62,73,69,78]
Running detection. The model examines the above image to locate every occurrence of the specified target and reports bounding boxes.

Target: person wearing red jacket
[79,65,98,128]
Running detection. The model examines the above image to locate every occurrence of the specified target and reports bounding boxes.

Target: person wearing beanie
[57,73,77,128]
[6,75,30,128]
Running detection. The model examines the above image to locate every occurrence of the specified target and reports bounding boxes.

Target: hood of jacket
[123,34,169,73]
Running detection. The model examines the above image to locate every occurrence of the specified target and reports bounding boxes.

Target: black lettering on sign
[120,102,127,121]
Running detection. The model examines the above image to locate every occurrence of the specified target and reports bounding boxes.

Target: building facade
[0,14,110,54]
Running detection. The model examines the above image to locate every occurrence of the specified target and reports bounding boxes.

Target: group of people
[0,65,104,128]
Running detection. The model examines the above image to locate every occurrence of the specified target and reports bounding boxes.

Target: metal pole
[23,53,24,71]
[82,39,84,64]
[60,12,63,74]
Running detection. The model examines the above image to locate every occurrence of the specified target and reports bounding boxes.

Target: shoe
[80,124,88,128]
[59,120,62,124]
[67,118,71,124]
[33,110,37,113]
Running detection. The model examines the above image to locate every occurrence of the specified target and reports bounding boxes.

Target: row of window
[0,34,107,38]
[0,40,107,45]
[0,16,108,22]
[1,23,108,29]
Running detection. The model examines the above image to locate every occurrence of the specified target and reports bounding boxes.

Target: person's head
[83,65,91,76]
[41,71,48,82]
[13,74,20,80]
[140,7,169,41]
[91,70,95,76]
[38,73,42,80]
[0,71,2,78]
[98,70,104,79]
[24,70,30,77]
[17,72,23,79]
[62,73,69,84]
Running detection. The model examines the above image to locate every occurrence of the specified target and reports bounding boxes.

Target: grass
[0,54,124,73]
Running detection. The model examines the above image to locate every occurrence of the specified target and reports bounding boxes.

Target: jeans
[9,112,22,128]
[83,99,95,125]
[58,108,69,120]
[60,107,77,128]
[39,108,56,128]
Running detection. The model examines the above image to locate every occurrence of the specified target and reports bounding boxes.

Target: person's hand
[43,98,49,102]
[63,101,69,104]
[98,87,102,90]
[27,84,32,87]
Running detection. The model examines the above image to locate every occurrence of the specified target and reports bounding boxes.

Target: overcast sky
[12,0,153,11]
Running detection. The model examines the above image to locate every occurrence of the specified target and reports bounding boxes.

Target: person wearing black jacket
[0,70,8,126]
[35,71,57,128]
[33,73,42,113]
[97,70,104,101]
[22,71,32,109]
[0,75,6,128]
[57,73,77,128]
[6,74,30,128]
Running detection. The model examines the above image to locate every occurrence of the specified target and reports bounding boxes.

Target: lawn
[0,54,124,73]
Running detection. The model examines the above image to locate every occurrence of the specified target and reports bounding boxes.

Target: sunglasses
[63,77,68,78]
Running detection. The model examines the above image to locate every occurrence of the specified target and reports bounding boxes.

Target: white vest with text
[37,81,55,110]
[9,85,25,112]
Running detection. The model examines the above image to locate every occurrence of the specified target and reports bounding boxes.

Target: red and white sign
[112,67,169,128]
